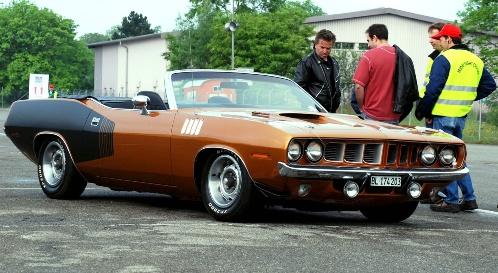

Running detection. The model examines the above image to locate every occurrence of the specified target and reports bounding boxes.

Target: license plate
[370,176,401,187]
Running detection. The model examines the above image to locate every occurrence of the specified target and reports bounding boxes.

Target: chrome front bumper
[278,162,469,181]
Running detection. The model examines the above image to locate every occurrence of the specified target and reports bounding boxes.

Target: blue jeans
[432,116,476,204]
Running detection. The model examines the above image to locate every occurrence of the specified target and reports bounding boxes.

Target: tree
[79,32,110,44]
[0,0,94,101]
[458,0,498,125]
[459,0,498,74]
[166,0,323,77]
[112,11,157,39]
[332,49,363,114]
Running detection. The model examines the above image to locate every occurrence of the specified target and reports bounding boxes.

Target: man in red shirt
[353,24,401,123]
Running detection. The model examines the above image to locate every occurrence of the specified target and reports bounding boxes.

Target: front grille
[324,142,382,164]
[321,141,429,167]
[387,144,397,164]
[344,144,362,162]
[364,144,382,163]
[400,144,409,164]
[324,142,343,161]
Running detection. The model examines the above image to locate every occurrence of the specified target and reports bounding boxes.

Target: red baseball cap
[431,23,462,39]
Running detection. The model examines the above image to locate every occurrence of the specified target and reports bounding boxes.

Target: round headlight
[287,141,302,161]
[439,147,455,166]
[305,141,323,162]
[421,145,436,165]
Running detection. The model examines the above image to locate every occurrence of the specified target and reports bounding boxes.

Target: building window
[358,43,368,50]
[335,42,355,49]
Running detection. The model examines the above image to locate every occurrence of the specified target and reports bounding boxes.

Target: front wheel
[360,201,419,222]
[38,139,87,199]
[201,151,255,221]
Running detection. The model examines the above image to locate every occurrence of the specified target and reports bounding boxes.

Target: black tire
[360,201,419,222]
[201,151,255,221]
[37,139,87,199]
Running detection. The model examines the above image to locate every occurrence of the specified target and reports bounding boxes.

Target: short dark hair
[366,24,388,40]
[428,22,445,32]
[314,29,336,44]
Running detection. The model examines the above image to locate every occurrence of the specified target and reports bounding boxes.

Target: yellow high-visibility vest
[419,57,434,98]
[431,49,484,117]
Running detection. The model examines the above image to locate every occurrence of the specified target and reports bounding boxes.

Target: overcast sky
[21,0,467,37]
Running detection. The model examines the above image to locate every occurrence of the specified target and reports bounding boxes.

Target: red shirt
[353,46,400,121]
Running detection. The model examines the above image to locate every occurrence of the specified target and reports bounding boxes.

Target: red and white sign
[28,74,50,99]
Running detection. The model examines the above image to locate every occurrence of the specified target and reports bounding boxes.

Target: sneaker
[460,200,478,211]
[430,201,460,213]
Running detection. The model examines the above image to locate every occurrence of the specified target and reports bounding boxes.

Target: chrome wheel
[207,154,242,208]
[41,141,66,187]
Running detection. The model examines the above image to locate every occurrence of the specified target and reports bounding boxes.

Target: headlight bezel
[420,145,437,166]
[439,146,456,166]
[305,141,324,163]
[287,140,302,162]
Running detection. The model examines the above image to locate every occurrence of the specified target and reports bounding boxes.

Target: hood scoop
[252,111,271,118]
[279,113,323,120]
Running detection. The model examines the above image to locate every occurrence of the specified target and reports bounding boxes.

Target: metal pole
[478,100,482,141]
[231,0,235,70]
[231,31,235,70]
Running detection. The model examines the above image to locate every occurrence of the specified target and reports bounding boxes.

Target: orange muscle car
[4,70,468,222]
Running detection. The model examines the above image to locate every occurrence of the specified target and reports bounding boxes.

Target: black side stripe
[99,118,115,158]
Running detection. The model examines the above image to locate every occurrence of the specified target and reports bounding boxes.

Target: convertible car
[4,69,468,222]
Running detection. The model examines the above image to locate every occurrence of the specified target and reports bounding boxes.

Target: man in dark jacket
[295,29,341,113]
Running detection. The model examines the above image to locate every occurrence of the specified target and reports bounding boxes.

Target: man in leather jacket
[295,29,341,113]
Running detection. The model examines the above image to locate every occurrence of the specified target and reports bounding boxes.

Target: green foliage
[166,0,323,78]
[79,32,110,44]
[459,0,497,74]
[332,49,363,113]
[112,11,157,39]
[458,0,498,117]
[0,0,94,101]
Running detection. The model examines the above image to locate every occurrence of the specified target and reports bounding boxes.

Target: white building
[88,33,170,98]
[88,8,452,97]
[305,8,448,88]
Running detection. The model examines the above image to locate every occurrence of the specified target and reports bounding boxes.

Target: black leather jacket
[295,51,341,112]
[393,45,419,122]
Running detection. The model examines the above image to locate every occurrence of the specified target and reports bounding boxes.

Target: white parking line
[475,209,498,216]
[0,187,104,190]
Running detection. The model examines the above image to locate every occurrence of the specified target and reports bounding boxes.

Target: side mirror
[132,95,150,115]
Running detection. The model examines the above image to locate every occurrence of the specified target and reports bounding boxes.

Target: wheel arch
[33,131,81,176]
[193,146,255,194]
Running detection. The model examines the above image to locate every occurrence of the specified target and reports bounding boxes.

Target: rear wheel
[38,139,87,199]
[360,201,419,222]
[201,151,255,221]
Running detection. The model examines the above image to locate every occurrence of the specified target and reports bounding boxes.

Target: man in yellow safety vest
[419,22,445,128]
[416,23,496,213]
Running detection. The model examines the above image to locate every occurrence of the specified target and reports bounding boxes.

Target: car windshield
[169,71,326,113]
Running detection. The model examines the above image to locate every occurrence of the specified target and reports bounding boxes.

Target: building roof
[88,32,171,48]
[305,7,448,24]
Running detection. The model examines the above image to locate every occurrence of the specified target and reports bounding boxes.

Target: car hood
[193,109,462,143]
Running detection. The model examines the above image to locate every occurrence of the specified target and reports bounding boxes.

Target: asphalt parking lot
[1,107,497,273]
